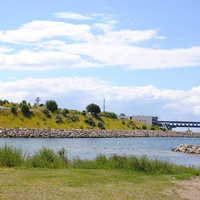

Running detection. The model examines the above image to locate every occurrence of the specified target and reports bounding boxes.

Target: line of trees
[0,99,118,119]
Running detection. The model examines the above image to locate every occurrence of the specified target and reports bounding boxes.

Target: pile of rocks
[172,144,200,155]
[0,128,200,138]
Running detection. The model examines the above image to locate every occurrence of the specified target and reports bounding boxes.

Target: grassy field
[0,146,199,199]
[0,168,184,200]
[0,106,153,130]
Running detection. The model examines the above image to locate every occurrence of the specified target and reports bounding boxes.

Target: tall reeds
[0,145,199,176]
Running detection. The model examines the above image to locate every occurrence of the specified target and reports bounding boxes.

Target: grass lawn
[0,168,183,200]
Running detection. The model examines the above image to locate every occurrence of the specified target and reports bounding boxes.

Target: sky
[1,0,200,122]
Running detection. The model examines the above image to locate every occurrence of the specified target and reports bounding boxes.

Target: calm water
[0,137,200,168]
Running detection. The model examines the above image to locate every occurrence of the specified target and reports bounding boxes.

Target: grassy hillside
[0,104,156,130]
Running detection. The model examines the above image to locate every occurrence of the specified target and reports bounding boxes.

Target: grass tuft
[26,147,68,168]
[0,145,24,167]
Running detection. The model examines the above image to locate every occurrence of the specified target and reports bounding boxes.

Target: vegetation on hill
[0,99,159,130]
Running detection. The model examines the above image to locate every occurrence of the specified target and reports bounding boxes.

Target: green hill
[0,102,156,130]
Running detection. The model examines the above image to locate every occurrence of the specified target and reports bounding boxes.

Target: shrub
[55,115,62,123]
[27,147,67,168]
[97,121,105,129]
[127,121,135,129]
[81,110,87,116]
[45,100,58,113]
[21,104,30,117]
[0,145,24,167]
[142,125,147,130]
[61,108,69,117]
[42,108,51,118]
[11,106,17,115]
[100,111,118,119]
[84,117,96,127]
[70,115,79,122]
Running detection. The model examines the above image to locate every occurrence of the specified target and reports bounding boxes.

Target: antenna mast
[103,98,105,112]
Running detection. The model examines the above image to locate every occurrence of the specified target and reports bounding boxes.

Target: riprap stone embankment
[172,144,200,155]
[0,128,200,138]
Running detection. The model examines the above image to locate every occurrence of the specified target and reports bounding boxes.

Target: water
[0,137,200,168]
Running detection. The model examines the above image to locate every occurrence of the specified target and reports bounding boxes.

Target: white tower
[36,97,40,107]
[103,98,105,112]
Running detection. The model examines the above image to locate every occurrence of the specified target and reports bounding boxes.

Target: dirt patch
[175,177,200,200]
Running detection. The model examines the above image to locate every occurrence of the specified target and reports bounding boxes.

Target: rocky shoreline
[172,144,200,155]
[0,128,200,138]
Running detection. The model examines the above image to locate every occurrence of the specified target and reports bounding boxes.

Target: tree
[86,103,101,116]
[21,104,30,116]
[45,100,58,113]
[11,106,17,115]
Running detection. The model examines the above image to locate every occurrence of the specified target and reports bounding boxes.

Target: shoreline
[0,128,200,138]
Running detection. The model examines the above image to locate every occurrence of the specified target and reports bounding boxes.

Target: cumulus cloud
[0,12,200,71]
[0,50,101,71]
[1,77,200,119]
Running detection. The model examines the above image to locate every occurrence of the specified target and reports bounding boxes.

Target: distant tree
[100,111,117,119]
[45,100,58,113]
[97,121,105,129]
[84,117,96,127]
[21,104,30,116]
[11,106,17,115]
[42,108,51,118]
[86,103,101,116]
[61,108,69,117]
[22,100,27,105]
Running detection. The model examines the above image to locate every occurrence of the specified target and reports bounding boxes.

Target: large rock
[172,144,200,155]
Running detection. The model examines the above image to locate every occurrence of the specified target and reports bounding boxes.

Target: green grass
[0,145,199,199]
[0,168,183,200]
[0,107,152,130]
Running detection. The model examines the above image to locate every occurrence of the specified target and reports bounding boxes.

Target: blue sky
[1,0,200,122]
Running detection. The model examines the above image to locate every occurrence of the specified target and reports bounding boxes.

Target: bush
[97,121,105,129]
[27,147,67,168]
[142,125,147,130]
[11,106,17,115]
[81,110,87,116]
[61,108,69,117]
[55,115,62,123]
[0,145,24,167]
[45,100,58,113]
[69,115,79,122]
[84,117,96,127]
[21,104,30,117]
[42,108,51,118]
[100,111,117,119]
[127,121,135,129]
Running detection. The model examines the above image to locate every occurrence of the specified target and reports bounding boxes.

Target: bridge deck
[157,121,200,129]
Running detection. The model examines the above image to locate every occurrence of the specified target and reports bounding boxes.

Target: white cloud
[0,46,13,53]
[1,12,200,71]
[0,20,92,43]
[0,50,101,71]
[54,12,93,20]
[1,77,200,119]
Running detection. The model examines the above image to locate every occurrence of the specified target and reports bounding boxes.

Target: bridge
[157,121,200,130]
